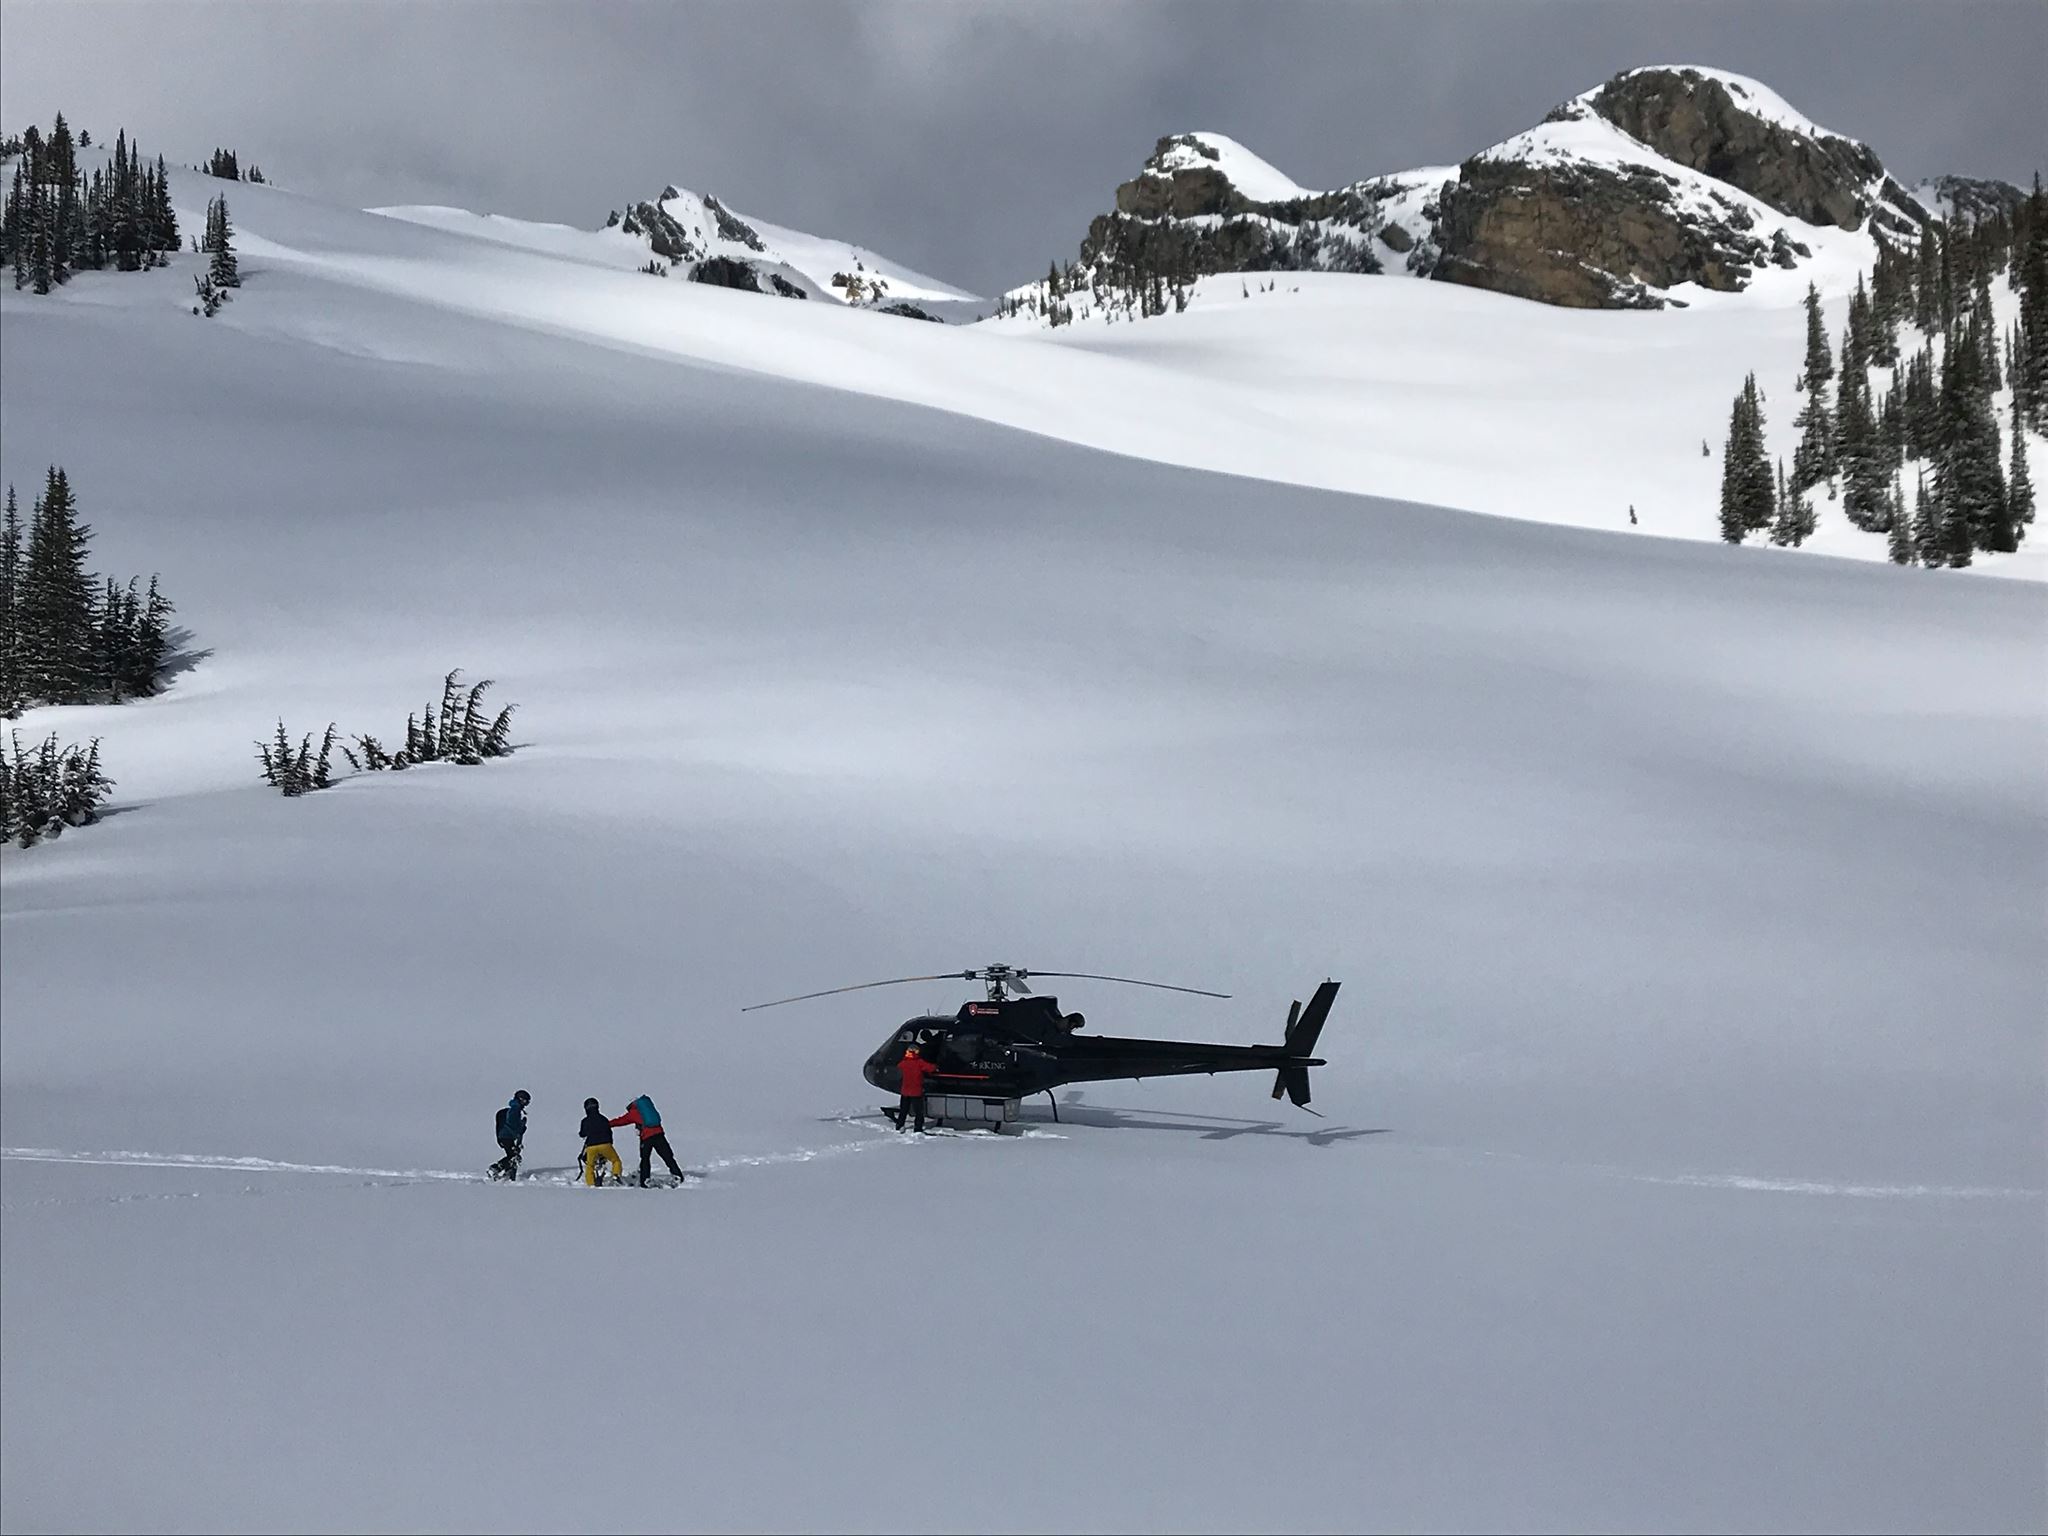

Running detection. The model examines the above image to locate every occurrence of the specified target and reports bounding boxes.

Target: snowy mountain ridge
[1019,64,2002,315]
[601,182,977,312]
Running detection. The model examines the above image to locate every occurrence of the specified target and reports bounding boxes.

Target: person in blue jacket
[490,1089,531,1180]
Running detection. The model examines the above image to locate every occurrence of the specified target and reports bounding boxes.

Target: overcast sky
[2,1,2041,295]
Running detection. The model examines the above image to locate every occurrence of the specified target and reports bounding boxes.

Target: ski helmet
[513,1089,531,1105]
[584,1097,599,1112]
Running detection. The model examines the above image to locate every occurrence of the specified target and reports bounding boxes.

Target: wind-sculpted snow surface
[0,169,2043,1533]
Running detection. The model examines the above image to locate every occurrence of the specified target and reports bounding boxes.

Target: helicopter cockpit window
[937,1033,980,1069]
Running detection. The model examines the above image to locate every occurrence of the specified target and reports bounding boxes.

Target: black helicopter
[743,964,1340,1128]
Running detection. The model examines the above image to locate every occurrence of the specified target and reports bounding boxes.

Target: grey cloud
[1,0,2041,296]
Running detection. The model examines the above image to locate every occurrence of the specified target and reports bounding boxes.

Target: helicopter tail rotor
[1270,980,1340,1110]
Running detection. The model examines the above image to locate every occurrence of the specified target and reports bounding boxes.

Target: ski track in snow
[1397,1141,2041,1203]
[0,1117,1070,1209]
[6,1130,2032,1210]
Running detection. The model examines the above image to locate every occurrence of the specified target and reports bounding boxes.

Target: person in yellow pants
[580,1098,625,1185]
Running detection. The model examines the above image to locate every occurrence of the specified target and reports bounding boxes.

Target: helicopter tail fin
[1270,980,1339,1109]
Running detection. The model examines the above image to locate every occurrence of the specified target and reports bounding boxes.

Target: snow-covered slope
[380,184,976,312]
[1,164,2044,1535]
[198,176,2048,577]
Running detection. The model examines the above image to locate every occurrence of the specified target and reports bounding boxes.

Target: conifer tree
[1835,358,1887,531]
[1801,283,1833,390]
[1843,275,1872,372]
[1935,320,2012,552]
[27,179,53,294]
[46,112,75,286]
[152,154,178,254]
[0,486,21,716]
[1792,376,1834,492]
[1912,467,1946,568]
[3,161,27,275]
[1914,219,1942,332]
[1770,460,1816,547]
[21,467,98,703]
[207,195,240,289]
[1790,284,1836,492]
[2017,171,2048,432]
[2011,420,2036,540]
[1719,390,1750,544]
[136,575,172,689]
[1886,483,1915,564]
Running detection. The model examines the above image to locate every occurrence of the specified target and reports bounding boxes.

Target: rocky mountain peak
[1584,66,1916,236]
[1023,63,2000,318]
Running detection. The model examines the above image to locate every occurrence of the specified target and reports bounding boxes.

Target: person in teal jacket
[609,1093,685,1186]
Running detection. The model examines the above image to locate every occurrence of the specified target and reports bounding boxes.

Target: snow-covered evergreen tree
[205,196,241,289]
[1770,460,1817,548]
[2010,418,2036,540]
[0,487,21,716]
[1886,484,1915,564]
[1912,467,1947,568]
[1934,319,2011,553]
[0,730,113,847]
[21,467,98,703]
[1835,353,1887,532]
[2020,174,2048,433]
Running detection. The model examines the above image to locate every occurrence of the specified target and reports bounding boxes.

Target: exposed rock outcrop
[1023,65,1953,317]
[1433,140,1809,309]
[1590,68,1884,229]
[605,186,959,311]
[1078,134,1384,284]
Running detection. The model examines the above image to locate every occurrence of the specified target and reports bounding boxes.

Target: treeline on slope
[993,212,1362,326]
[0,731,114,849]
[202,148,265,184]
[0,114,179,292]
[0,468,176,717]
[994,181,1382,327]
[258,670,518,796]
[1716,181,2046,567]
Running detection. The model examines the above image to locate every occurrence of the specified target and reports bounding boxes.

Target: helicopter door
[936,1032,1016,1075]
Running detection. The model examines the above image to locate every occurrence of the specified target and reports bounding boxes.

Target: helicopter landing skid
[918,1093,1023,1131]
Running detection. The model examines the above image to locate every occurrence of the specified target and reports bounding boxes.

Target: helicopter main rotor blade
[741,972,971,1012]
[1023,971,1230,999]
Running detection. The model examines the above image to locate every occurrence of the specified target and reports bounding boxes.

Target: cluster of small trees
[1717,185,2045,567]
[995,253,1197,327]
[203,148,264,184]
[1,468,175,717]
[0,732,114,848]
[258,671,517,797]
[1,114,180,292]
[996,199,1376,327]
[256,722,339,796]
[193,195,241,316]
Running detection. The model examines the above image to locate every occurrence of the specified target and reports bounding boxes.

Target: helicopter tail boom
[1271,980,1340,1108]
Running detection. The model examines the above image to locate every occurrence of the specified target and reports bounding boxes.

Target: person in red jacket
[890,1045,940,1134]
[609,1092,686,1186]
